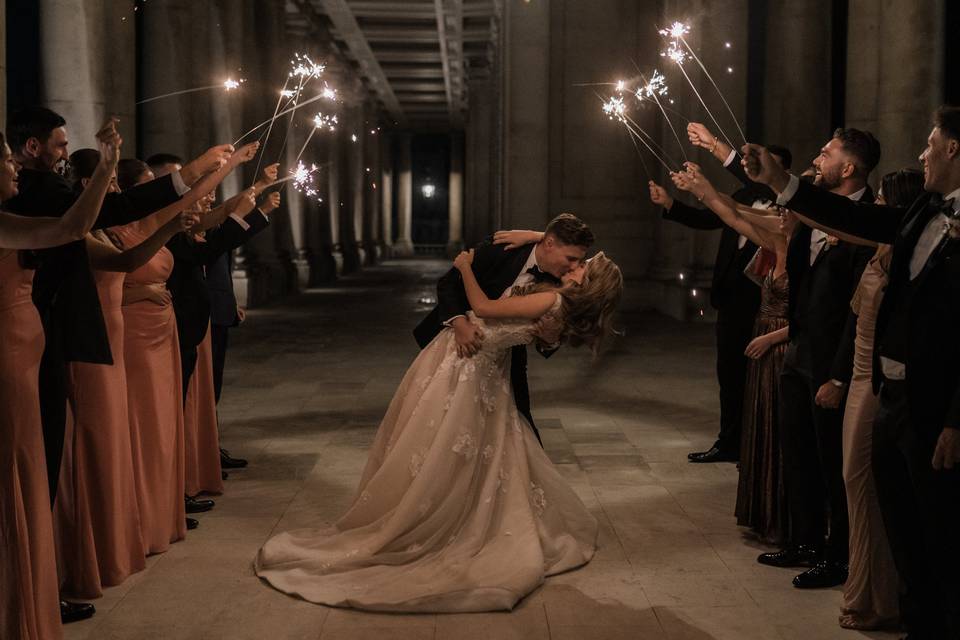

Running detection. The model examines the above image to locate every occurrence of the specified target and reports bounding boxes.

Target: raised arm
[453,249,558,320]
[742,143,905,243]
[0,118,120,249]
[86,211,198,273]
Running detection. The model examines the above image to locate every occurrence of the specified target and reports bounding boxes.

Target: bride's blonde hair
[518,251,624,356]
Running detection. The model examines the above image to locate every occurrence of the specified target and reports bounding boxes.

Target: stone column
[38,0,137,150]
[338,104,362,273]
[394,133,415,256]
[349,103,367,268]
[325,126,345,276]
[465,76,494,247]
[0,1,6,130]
[845,0,944,180]
[446,132,464,256]
[379,133,395,257]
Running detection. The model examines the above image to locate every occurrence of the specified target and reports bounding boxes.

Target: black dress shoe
[60,600,95,624]
[793,560,848,589]
[757,545,819,568]
[185,495,215,513]
[220,447,248,469]
[186,517,199,530]
[222,470,229,481]
[687,446,738,463]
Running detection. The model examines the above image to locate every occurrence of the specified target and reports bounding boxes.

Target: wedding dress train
[255,299,597,612]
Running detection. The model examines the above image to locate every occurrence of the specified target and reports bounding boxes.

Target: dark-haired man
[651,122,790,464]
[752,128,877,590]
[415,213,594,444]
[744,105,960,640]
[4,107,231,624]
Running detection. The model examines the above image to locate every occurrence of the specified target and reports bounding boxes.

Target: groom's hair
[545,213,594,248]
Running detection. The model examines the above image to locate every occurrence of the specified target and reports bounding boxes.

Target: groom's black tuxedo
[414,238,556,444]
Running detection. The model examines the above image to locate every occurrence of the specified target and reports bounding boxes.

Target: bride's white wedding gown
[255,297,597,612]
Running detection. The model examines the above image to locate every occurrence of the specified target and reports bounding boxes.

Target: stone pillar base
[364,241,381,265]
[379,242,394,260]
[342,244,363,273]
[393,238,414,257]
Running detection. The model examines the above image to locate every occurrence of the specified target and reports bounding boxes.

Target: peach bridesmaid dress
[184,322,224,497]
[0,250,63,640]
[55,261,146,598]
[115,226,187,554]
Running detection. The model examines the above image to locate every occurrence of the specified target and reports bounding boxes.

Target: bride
[255,246,623,612]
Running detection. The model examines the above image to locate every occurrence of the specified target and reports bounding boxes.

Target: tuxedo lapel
[488,244,534,296]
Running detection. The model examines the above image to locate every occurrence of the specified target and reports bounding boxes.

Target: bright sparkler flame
[290,162,321,200]
[223,78,244,90]
[658,21,690,39]
[290,53,325,79]
[280,89,296,98]
[616,80,626,92]
[312,112,338,131]
[602,96,626,121]
[641,70,668,97]
[661,41,688,65]
[321,84,337,100]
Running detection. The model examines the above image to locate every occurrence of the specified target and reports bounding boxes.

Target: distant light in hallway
[678,273,684,281]
[691,289,697,297]
[724,42,732,49]
[726,66,734,74]
[421,184,436,199]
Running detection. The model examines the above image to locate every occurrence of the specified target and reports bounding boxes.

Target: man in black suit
[4,106,232,624]
[414,213,594,443]
[651,123,791,463]
[744,106,960,639]
[752,128,877,590]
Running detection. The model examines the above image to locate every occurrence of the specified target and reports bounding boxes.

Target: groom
[414,213,595,443]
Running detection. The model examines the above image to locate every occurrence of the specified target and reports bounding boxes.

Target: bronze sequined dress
[736,270,790,544]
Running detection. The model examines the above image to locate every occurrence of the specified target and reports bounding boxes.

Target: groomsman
[744,106,960,638]
[754,128,877,589]
[651,123,791,463]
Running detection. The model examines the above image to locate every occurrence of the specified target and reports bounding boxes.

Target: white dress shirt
[803,186,866,265]
[723,150,766,250]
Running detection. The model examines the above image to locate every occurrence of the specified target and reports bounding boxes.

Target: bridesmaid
[114,151,258,551]
[669,164,792,543]
[0,124,119,640]
[53,148,216,597]
[792,169,923,630]
[184,320,225,497]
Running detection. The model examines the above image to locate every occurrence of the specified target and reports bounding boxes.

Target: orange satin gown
[184,322,224,497]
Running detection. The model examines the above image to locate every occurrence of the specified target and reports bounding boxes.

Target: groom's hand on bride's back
[451,316,484,358]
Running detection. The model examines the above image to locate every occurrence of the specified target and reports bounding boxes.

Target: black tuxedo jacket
[5,169,182,363]
[166,212,269,350]
[784,180,960,432]
[206,252,239,327]
[414,238,555,439]
[661,157,772,316]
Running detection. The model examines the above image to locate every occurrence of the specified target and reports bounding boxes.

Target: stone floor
[64,259,900,640]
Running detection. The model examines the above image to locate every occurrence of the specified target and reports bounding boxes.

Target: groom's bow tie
[526,265,556,282]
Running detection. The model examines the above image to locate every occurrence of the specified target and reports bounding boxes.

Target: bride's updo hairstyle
[557,251,623,355]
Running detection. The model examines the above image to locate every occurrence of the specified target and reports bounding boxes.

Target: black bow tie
[929,194,957,217]
[526,265,558,283]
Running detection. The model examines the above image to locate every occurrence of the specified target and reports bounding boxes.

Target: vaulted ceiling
[286,0,502,129]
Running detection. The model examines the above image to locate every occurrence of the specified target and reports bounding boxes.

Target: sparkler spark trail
[596,93,675,172]
[679,35,748,147]
[672,59,737,152]
[233,91,333,146]
[136,78,245,105]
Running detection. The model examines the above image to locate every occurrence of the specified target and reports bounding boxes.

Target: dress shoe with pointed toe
[185,495,215,513]
[186,517,199,530]
[60,600,95,624]
[687,446,738,463]
[793,560,848,589]
[220,447,248,469]
[757,545,819,568]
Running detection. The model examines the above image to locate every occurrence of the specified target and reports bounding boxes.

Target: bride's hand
[453,249,474,271]
[493,229,543,250]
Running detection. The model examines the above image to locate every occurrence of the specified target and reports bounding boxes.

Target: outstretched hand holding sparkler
[741,144,791,193]
[687,123,734,162]
[670,161,718,202]
[253,163,280,196]
[259,191,281,216]
[180,144,238,186]
[648,181,674,209]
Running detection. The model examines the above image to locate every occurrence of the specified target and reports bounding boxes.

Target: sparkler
[678,33,747,147]
[638,70,688,162]
[136,78,245,105]
[597,93,676,173]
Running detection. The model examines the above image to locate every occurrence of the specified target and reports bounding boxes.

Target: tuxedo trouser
[181,346,198,406]
[779,363,849,560]
[714,308,755,455]
[38,347,67,507]
[872,381,960,638]
[210,324,230,405]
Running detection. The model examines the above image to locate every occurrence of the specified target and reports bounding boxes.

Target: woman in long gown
[790,169,923,630]
[0,125,120,640]
[256,251,623,612]
[669,162,793,544]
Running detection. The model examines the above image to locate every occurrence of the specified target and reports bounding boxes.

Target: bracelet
[709,138,718,154]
